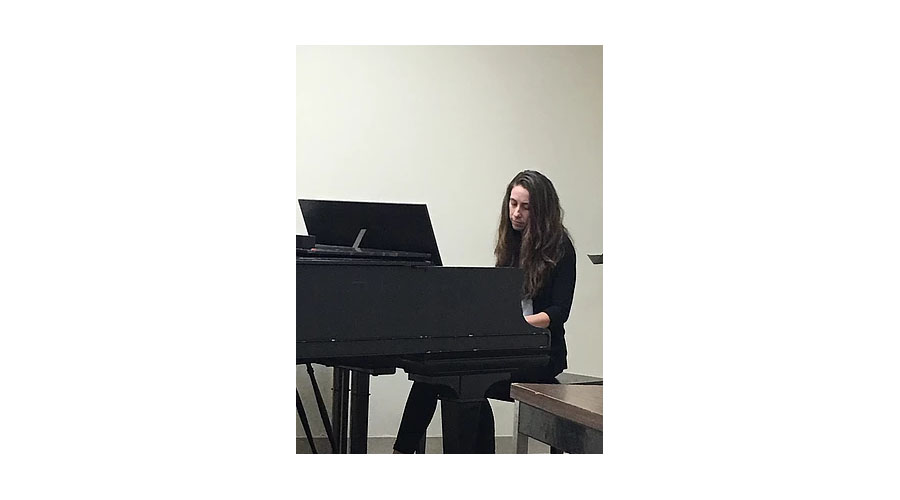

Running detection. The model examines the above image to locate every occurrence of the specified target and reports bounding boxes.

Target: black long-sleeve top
[531,235,577,371]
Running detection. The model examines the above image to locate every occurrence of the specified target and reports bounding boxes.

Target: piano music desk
[510,383,603,454]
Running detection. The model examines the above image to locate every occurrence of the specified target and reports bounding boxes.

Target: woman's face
[508,184,531,232]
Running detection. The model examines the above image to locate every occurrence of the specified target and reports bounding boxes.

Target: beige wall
[296,45,602,439]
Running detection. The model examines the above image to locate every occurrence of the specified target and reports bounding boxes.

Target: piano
[296,200,551,453]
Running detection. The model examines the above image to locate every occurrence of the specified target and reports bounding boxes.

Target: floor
[296,436,552,454]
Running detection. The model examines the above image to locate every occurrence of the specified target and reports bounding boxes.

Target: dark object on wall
[588,253,602,265]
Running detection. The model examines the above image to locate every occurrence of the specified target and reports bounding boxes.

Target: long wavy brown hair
[494,170,572,299]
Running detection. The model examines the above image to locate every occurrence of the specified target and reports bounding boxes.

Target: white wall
[296,45,602,440]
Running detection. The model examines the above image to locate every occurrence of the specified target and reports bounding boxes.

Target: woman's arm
[541,237,577,327]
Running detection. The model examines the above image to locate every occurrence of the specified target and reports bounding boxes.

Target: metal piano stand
[296,363,338,453]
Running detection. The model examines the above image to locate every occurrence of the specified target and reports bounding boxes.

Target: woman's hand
[524,312,551,328]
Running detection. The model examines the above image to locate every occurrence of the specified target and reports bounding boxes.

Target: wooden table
[510,383,603,454]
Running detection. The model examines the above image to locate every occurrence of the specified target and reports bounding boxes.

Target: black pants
[393,362,563,454]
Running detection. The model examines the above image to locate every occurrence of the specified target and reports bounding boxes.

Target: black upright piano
[296,200,550,453]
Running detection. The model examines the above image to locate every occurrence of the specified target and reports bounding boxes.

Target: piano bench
[488,372,602,403]
[554,372,603,386]
[499,372,601,455]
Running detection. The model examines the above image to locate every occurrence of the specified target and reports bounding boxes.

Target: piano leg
[440,399,496,453]
[331,368,350,453]
[476,400,496,453]
[349,370,370,454]
[439,399,478,453]
[410,372,509,454]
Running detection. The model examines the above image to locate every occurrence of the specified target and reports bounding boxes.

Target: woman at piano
[393,170,576,453]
